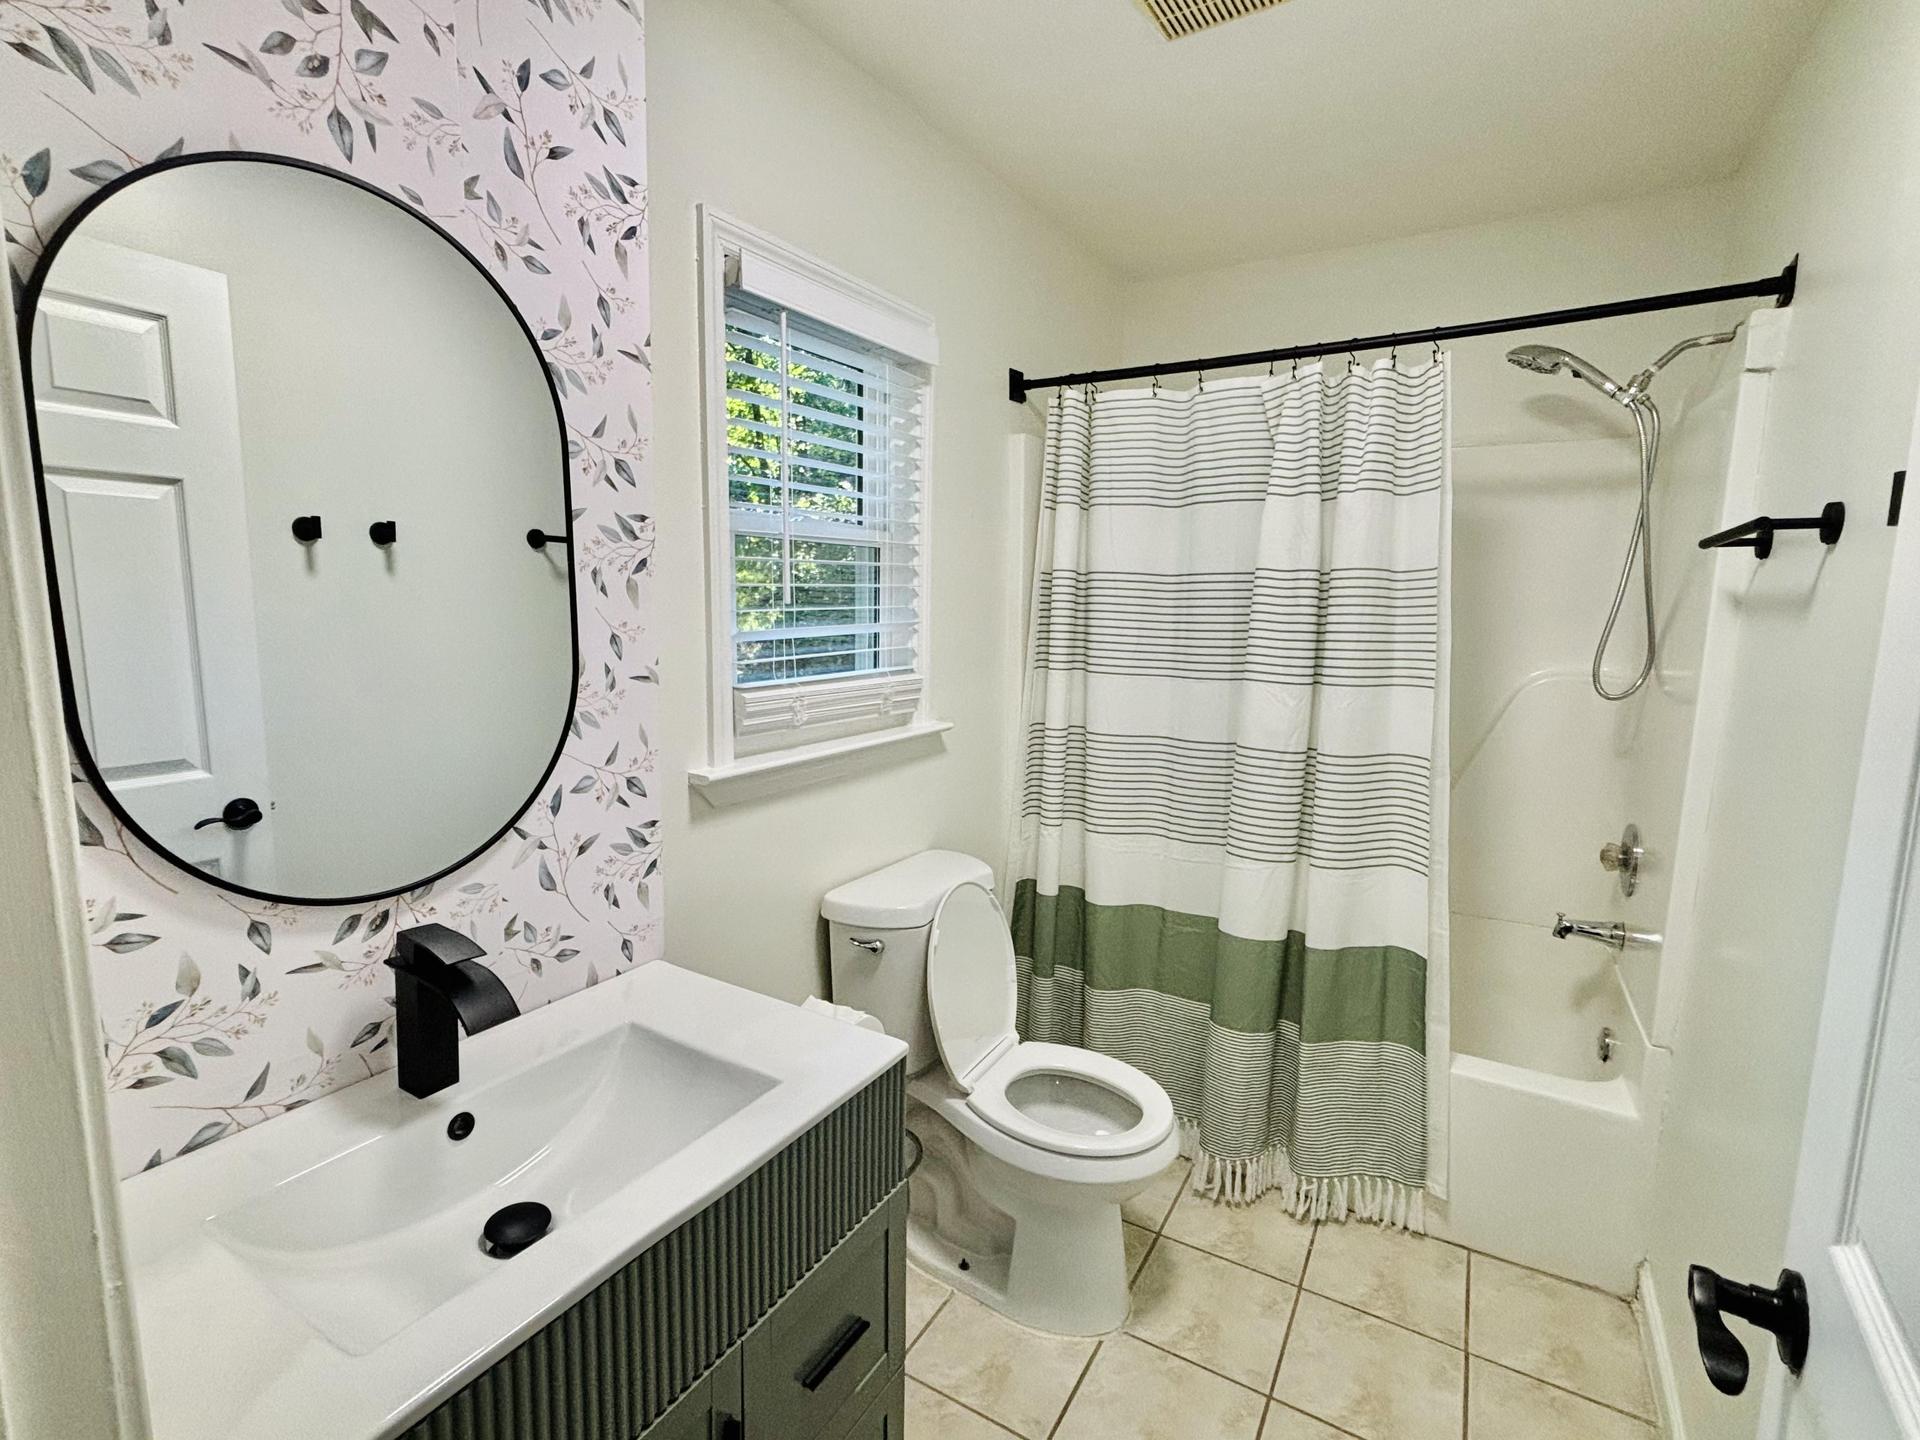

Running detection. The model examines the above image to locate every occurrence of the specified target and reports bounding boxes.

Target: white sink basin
[207,1025,778,1355]
[120,962,905,1440]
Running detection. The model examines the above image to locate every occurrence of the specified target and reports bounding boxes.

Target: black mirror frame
[15,150,580,909]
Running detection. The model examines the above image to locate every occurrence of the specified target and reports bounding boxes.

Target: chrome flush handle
[848,937,886,955]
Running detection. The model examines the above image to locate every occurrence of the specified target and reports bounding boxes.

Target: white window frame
[690,208,948,800]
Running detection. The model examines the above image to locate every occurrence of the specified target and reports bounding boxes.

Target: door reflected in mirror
[24,156,575,904]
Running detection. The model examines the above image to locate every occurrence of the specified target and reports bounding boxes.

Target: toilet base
[906,1100,1170,1336]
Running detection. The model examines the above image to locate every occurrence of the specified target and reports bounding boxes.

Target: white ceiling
[770,0,1831,278]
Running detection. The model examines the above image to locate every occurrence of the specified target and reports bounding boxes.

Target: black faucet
[384,923,520,1098]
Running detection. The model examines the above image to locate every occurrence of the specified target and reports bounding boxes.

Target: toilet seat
[926,883,1174,1160]
[967,1041,1173,1158]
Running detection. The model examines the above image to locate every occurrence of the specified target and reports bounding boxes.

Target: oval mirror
[20,155,576,905]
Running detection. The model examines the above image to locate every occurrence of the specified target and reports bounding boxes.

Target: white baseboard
[1639,1260,1691,1440]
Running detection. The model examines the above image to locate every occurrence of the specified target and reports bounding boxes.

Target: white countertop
[119,962,906,1440]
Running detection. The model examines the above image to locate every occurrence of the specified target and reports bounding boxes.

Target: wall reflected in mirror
[26,157,575,903]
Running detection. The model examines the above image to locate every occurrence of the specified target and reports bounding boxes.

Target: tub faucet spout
[1553,914,1623,948]
[1552,914,1660,951]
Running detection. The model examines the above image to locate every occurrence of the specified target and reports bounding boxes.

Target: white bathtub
[1426,911,1666,1295]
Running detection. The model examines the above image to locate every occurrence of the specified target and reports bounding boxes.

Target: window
[697,212,940,780]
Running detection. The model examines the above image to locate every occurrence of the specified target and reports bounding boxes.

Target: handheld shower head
[1505,344,1567,376]
[1504,344,1628,401]
[1503,325,1740,705]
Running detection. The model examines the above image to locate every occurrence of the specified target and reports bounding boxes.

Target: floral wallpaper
[1,0,657,1176]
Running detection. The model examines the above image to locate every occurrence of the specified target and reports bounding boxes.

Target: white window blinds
[722,292,929,717]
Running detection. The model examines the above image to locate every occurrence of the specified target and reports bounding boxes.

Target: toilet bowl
[823,854,1179,1335]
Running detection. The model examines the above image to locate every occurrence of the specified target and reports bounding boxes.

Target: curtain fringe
[1175,1119,1427,1233]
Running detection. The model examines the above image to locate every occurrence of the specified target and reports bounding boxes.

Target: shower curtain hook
[1432,338,1442,364]
[1390,342,1399,370]
[1151,371,1161,397]
[1347,349,1358,374]
[1291,355,1299,379]
[1196,368,1205,393]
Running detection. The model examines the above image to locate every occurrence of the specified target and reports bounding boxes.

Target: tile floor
[903,1167,1661,1440]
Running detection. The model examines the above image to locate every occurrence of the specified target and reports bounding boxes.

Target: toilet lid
[926,881,1018,1093]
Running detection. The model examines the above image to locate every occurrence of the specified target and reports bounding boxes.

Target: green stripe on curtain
[1012,882,1426,1047]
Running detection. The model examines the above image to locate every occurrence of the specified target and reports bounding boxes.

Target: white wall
[81,162,572,898]
[646,0,1122,1002]
[1645,0,1920,1431]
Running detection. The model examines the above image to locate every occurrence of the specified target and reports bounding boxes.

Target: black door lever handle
[1687,1264,1809,1395]
[193,797,264,831]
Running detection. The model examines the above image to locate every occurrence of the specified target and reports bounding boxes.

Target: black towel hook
[526,529,570,551]
[1699,502,1845,560]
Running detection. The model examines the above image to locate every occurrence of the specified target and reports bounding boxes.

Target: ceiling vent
[1135,0,1292,39]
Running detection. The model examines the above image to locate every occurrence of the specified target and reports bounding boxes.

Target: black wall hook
[1699,502,1844,560]
[369,520,397,546]
[291,515,322,543]
[526,529,570,551]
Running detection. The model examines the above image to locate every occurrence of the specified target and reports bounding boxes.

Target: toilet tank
[821,850,995,1076]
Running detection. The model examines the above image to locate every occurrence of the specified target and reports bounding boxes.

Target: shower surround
[1432,311,1783,1291]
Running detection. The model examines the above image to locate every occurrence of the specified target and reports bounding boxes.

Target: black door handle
[1688,1264,1809,1395]
[193,797,264,831]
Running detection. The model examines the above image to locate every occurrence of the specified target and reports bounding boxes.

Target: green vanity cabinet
[737,1186,905,1440]
[398,1065,906,1440]
[634,1190,907,1440]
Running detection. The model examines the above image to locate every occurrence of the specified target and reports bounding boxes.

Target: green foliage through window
[724,297,918,689]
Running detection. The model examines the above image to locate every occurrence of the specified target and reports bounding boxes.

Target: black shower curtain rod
[1006,258,1798,404]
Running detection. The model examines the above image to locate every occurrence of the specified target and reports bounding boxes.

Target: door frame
[0,254,151,1437]
[1761,382,1920,1436]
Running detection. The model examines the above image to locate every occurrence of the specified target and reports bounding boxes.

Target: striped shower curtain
[1008,359,1452,1225]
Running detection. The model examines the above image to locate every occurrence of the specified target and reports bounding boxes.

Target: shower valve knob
[1599,823,1643,896]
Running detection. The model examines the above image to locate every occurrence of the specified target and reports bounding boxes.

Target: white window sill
[687,719,953,806]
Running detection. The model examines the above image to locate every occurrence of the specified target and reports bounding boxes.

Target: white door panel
[33,291,176,422]
[42,470,207,776]
[31,235,272,886]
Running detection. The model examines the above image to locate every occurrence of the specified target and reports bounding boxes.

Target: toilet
[823,851,1179,1336]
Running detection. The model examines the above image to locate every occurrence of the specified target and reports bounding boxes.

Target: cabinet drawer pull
[798,1315,871,1392]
